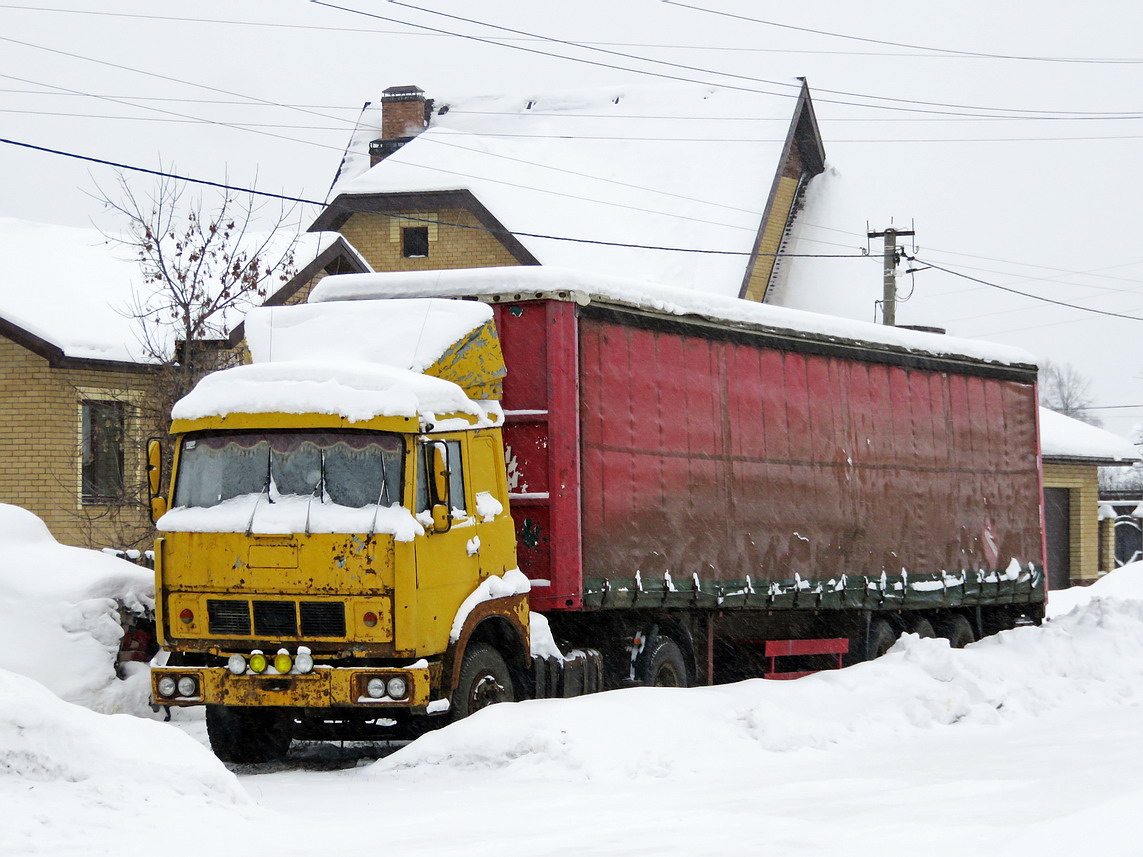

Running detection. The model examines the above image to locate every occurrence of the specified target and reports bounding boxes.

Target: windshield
[173,430,403,509]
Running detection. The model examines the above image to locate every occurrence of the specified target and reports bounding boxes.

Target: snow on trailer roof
[309,266,1037,369]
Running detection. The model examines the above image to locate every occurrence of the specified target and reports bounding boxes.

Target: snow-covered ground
[4,505,1143,856]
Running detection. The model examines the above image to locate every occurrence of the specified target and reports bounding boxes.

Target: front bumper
[151,662,437,711]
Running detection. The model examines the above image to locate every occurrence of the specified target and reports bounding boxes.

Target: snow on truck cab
[149,268,1046,764]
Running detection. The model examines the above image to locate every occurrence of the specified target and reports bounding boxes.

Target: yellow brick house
[1039,407,1140,588]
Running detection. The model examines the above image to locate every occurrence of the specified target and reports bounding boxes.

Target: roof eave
[308,189,540,266]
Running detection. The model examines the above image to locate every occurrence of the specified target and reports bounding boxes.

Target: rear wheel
[205,705,291,764]
[865,618,898,661]
[935,614,975,648]
[910,617,936,638]
[636,636,688,687]
[452,643,514,720]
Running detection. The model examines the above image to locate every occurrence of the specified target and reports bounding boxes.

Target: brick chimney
[369,85,431,166]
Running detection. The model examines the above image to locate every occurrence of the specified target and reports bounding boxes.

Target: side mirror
[146,438,165,523]
[431,443,449,506]
[146,439,163,496]
[427,441,451,534]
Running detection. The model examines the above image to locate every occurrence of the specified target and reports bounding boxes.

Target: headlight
[365,677,386,699]
[249,651,267,673]
[157,676,177,698]
[386,676,408,699]
[294,650,314,674]
[274,650,293,674]
[176,675,198,697]
[227,653,247,675]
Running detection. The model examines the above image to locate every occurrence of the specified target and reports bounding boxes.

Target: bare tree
[77,170,301,549]
[1039,360,1103,426]
[95,169,300,403]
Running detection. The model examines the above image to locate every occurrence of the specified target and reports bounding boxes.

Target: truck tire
[935,614,975,648]
[453,643,515,720]
[205,705,291,765]
[865,618,897,661]
[636,636,688,687]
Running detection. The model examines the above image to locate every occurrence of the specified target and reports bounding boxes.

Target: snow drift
[0,504,154,714]
[369,565,1143,780]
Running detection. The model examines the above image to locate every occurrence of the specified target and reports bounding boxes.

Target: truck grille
[300,601,346,637]
[207,600,251,635]
[253,600,297,636]
[203,599,347,639]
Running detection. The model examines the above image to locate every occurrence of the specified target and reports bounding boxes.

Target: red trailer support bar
[545,300,583,610]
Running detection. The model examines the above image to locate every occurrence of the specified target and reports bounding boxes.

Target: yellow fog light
[249,651,268,673]
[274,650,293,674]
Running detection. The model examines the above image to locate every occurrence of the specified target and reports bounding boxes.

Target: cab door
[412,435,481,651]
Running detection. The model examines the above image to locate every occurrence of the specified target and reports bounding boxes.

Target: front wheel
[452,643,515,720]
[205,705,291,764]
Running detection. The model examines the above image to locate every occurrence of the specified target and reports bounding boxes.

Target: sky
[3,1,1143,437]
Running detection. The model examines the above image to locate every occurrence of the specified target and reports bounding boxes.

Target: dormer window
[402,226,430,258]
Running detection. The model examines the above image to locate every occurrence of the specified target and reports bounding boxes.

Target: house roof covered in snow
[312,81,824,299]
[0,218,349,366]
[1039,407,1141,465]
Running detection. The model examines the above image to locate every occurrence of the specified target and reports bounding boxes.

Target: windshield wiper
[245,449,273,536]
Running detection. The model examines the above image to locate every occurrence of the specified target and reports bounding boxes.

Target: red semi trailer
[314,268,1046,688]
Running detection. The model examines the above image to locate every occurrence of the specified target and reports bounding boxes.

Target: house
[1039,407,1141,588]
[0,218,363,550]
[310,81,825,301]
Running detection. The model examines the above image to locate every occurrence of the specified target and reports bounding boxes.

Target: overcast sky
[3,1,1143,437]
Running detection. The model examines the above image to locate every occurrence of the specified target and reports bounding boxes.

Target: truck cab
[149,299,532,762]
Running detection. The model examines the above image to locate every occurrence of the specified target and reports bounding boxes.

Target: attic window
[402,226,430,258]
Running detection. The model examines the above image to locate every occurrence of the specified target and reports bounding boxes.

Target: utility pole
[867,226,915,326]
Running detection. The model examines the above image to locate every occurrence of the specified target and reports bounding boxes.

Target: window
[82,401,124,503]
[402,226,429,258]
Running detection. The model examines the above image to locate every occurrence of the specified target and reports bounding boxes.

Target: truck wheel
[865,618,897,661]
[935,614,975,648]
[637,637,688,687]
[205,705,291,765]
[453,643,515,720]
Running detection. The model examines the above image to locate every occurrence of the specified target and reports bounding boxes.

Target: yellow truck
[150,271,1044,763]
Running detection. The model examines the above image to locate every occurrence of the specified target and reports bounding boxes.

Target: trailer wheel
[205,705,291,765]
[935,614,975,648]
[865,618,898,661]
[453,643,515,720]
[637,637,688,687]
[910,617,936,638]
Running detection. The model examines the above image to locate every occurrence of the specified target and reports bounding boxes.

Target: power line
[0,3,1051,59]
[385,0,1143,118]
[910,257,1143,321]
[0,135,872,259]
[0,106,347,130]
[0,71,348,155]
[310,1,1143,120]
[663,1,1143,65]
